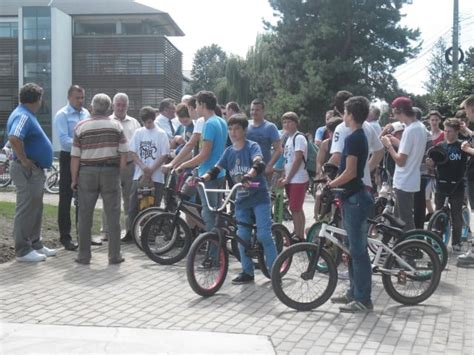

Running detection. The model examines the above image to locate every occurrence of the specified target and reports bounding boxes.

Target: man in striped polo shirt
[71,93,128,265]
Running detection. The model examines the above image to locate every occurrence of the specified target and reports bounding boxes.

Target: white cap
[391,121,405,133]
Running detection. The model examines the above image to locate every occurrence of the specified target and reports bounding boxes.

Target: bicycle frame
[306,223,420,278]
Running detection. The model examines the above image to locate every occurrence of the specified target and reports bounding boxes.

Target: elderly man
[101,93,141,242]
[71,93,128,265]
[7,83,56,262]
[54,85,89,251]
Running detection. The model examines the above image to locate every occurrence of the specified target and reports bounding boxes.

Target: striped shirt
[71,116,128,166]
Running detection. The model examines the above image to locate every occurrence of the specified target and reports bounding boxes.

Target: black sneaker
[121,231,133,243]
[198,258,220,270]
[231,273,255,284]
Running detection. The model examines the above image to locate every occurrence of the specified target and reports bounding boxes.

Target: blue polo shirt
[7,104,53,169]
[54,104,89,152]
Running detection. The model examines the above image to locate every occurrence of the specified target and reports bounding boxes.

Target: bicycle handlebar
[197,181,259,212]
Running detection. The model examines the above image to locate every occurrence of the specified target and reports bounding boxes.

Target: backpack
[284,132,318,174]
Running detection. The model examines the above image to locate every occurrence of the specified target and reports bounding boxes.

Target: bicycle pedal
[397,271,407,285]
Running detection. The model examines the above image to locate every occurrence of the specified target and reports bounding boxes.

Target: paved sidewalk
[1,193,474,354]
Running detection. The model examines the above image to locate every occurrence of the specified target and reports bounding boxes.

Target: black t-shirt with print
[436,140,468,194]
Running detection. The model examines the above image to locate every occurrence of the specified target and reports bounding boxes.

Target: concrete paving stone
[326,342,345,352]
[344,341,364,351]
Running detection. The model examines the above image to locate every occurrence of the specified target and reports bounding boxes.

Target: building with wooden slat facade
[0,0,184,149]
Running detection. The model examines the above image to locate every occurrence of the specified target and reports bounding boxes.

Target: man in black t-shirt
[328,96,374,313]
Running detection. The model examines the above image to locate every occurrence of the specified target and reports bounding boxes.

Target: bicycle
[271,194,442,311]
[140,171,205,264]
[369,167,448,270]
[0,146,13,188]
[427,179,472,253]
[44,158,60,194]
[186,181,288,297]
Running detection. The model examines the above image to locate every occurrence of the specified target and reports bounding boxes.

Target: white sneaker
[339,270,350,280]
[16,250,47,262]
[36,246,57,257]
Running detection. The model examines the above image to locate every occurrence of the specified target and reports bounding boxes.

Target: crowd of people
[5,81,474,313]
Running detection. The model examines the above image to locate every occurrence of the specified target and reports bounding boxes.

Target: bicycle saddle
[381,213,406,229]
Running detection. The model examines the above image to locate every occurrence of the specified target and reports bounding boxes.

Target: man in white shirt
[102,93,141,242]
[367,105,382,136]
[381,97,427,231]
[128,106,170,226]
[155,98,182,149]
[278,112,308,242]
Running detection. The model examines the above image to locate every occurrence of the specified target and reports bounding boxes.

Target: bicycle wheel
[306,222,343,266]
[186,232,228,297]
[271,243,337,311]
[0,161,11,188]
[402,229,448,271]
[44,171,60,194]
[141,212,192,265]
[382,239,441,305]
[427,210,450,245]
[131,207,164,250]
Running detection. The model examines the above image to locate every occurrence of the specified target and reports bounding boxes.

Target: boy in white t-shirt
[278,112,308,241]
[128,106,170,225]
[381,97,427,231]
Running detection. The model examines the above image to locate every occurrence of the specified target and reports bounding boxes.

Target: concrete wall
[51,7,72,152]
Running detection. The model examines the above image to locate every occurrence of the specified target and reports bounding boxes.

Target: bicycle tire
[402,229,448,271]
[141,212,192,265]
[0,161,11,188]
[382,239,441,305]
[131,207,164,250]
[257,224,288,279]
[186,232,228,297]
[427,210,451,245]
[306,221,343,266]
[271,243,337,311]
[44,171,60,194]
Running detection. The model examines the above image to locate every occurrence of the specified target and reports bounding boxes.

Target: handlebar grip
[247,182,260,188]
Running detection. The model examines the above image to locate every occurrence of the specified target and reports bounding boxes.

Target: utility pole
[452,0,459,73]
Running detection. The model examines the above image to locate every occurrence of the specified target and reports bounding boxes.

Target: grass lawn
[0,201,103,236]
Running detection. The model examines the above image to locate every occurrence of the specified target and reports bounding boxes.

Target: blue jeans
[342,189,374,304]
[235,202,277,276]
[198,177,225,232]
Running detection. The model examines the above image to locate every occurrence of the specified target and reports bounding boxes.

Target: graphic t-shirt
[129,126,170,183]
[217,140,269,209]
[435,140,468,194]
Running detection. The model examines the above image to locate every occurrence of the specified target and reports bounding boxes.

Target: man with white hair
[71,93,128,265]
[101,93,141,242]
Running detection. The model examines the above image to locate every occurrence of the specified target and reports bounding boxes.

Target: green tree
[426,44,474,116]
[190,44,227,94]
[260,0,420,132]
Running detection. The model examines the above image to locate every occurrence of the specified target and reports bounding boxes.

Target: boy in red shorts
[278,112,309,242]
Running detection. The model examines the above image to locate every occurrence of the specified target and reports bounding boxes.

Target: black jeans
[435,186,464,246]
[58,151,73,243]
[414,177,428,230]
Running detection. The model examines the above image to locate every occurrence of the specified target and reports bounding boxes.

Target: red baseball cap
[391,96,413,110]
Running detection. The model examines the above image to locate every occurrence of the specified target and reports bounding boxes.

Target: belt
[81,163,119,168]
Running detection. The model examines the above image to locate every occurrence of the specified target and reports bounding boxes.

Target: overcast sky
[139,0,473,95]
